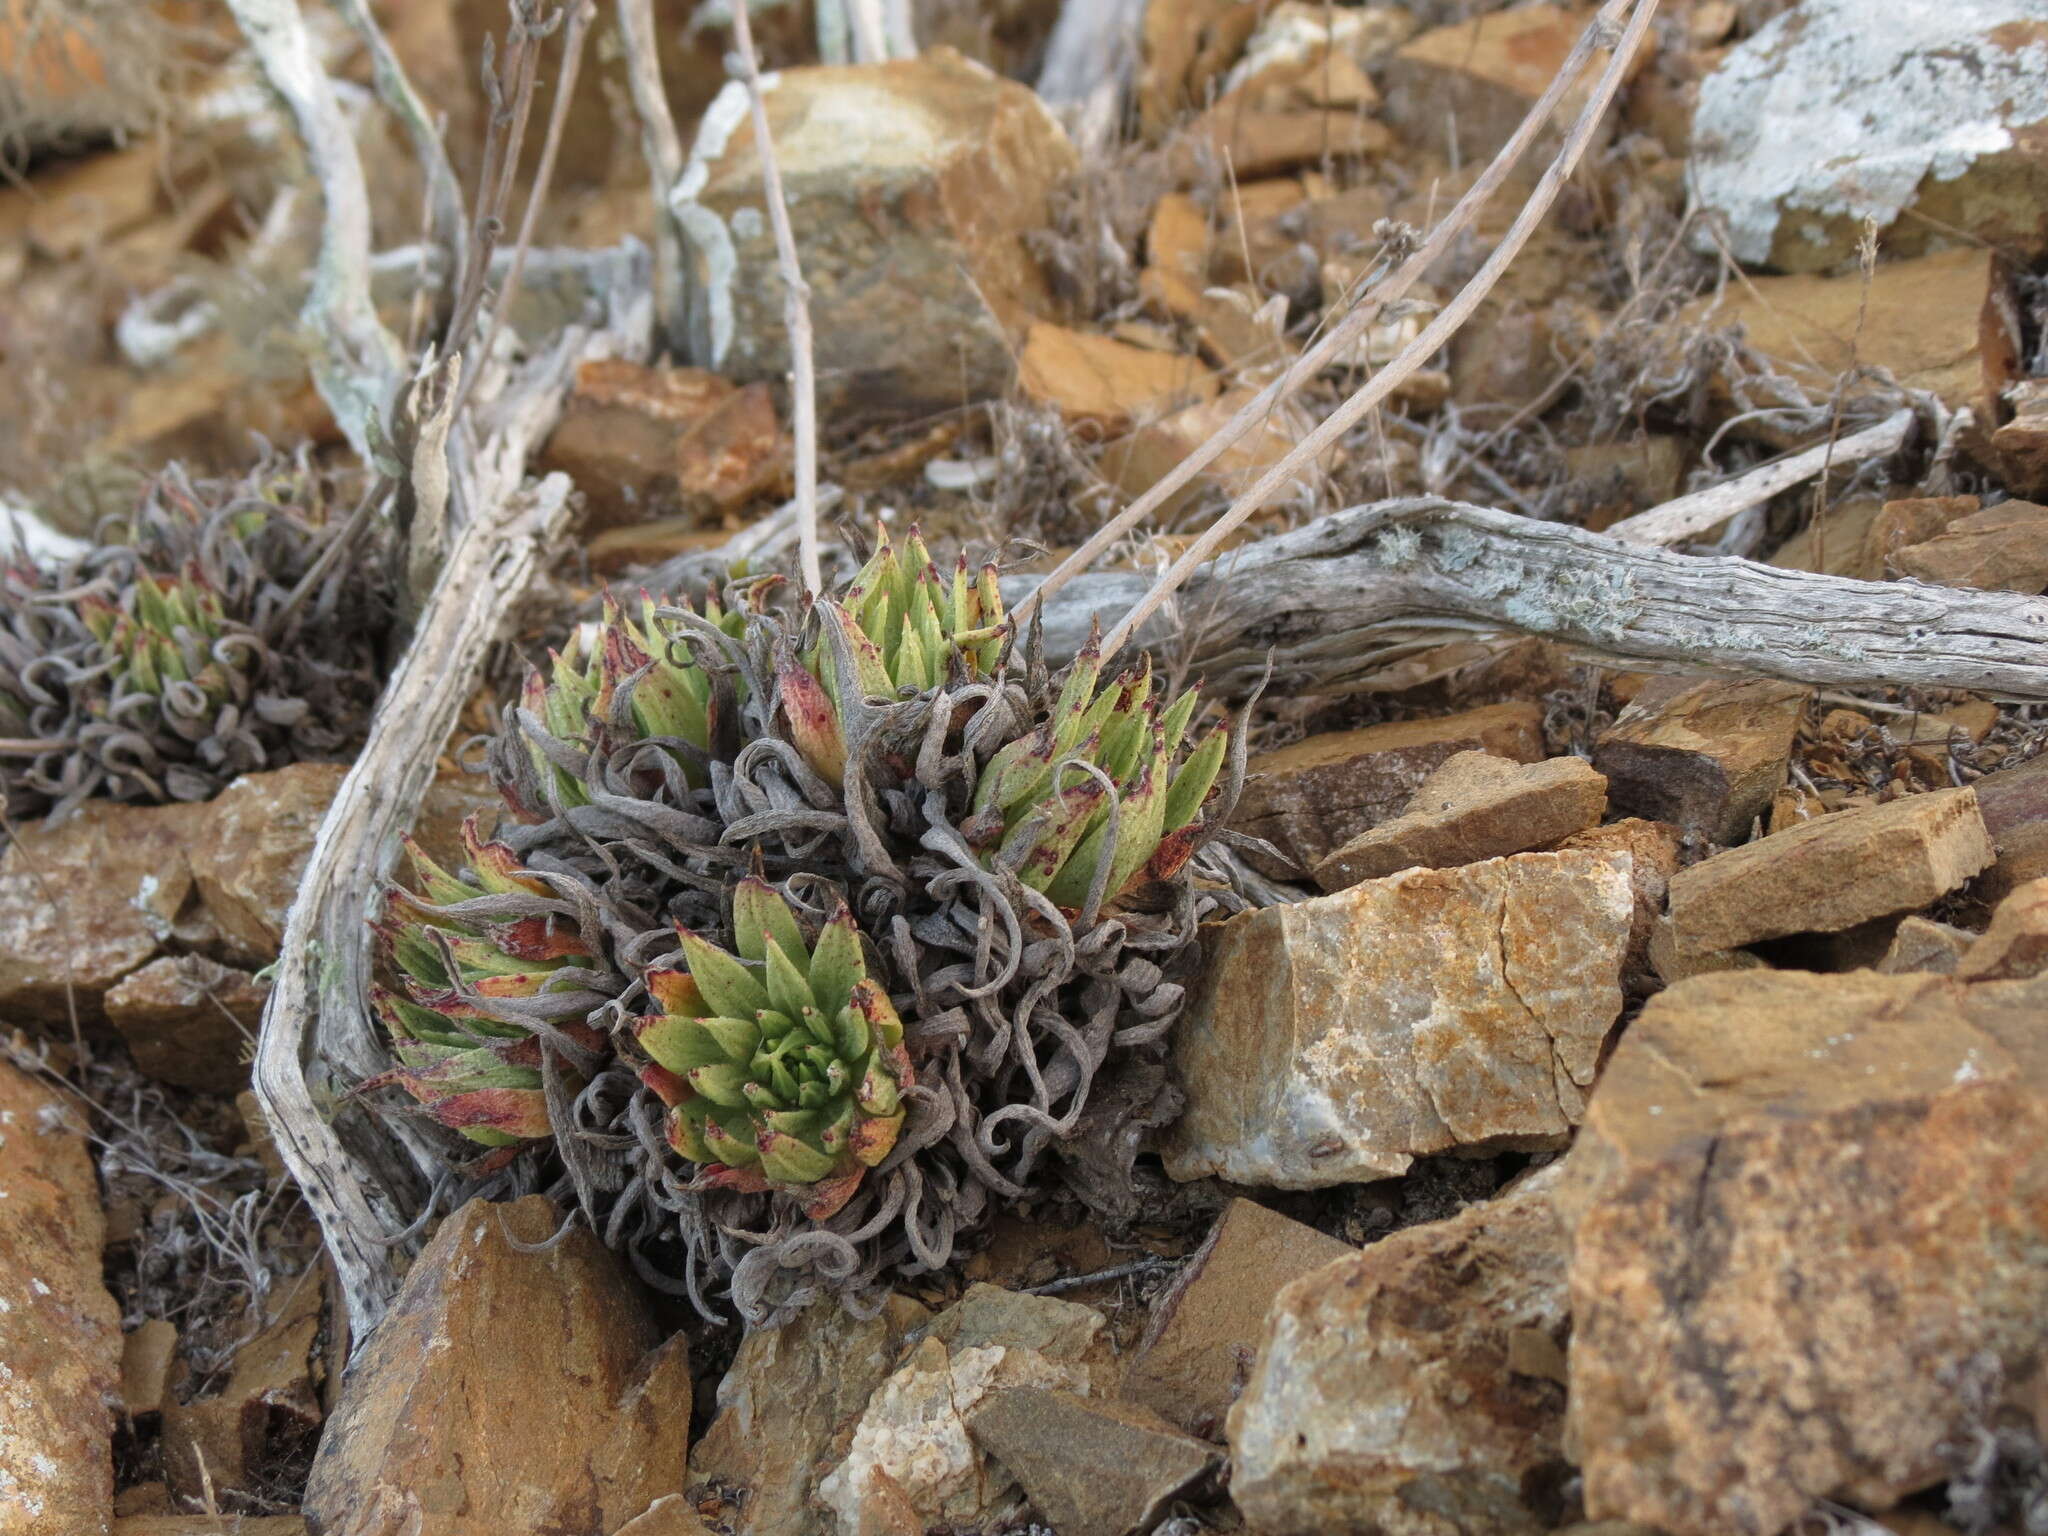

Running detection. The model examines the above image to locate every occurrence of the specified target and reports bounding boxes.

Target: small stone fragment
[1876,915,1977,975]
[675,49,1076,420]
[966,1389,1220,1536]
[1592,676,1810,846]
[1556,969,2048,1536]
[162,1271,324,1507]
[1990,378,2048,499]
[1170,103,1392,181]
[304,1196,693,1536]
[1016,323,1216,432]
[112,1521,305,1535]
[187,763,347,963]
[103,956,266,1095]
[1382,6,1637,166]
[120,1319,179,1419]
[1647,914,1773,987]
[1098,385,1331,520]
[1312,750,1607,891]
[1666,787,1994,956]
[1689,0,2048,272]
[1121,1199,1354,1440]
[1163,848,1633,1187]
[689,1292,930,1536]
[1867,495,1979,576]
[1556,818,1682,996]
[1889,500,2048,594]
[1956,877,2048,981]
[0,1056,121,1535]
[613,1496,719,1536]
[1234,703,1546,874]
[1228,1166,1573,1536]
[815,1287,1114,1536]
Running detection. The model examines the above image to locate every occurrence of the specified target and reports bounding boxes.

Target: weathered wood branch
[1016,498,2048,701]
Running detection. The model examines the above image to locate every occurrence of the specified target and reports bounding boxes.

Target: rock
[675,49,1076,421]
[1956,877,2048,981]
[1555,968,2048,1535]
[613,1496,717,1536]
[1121,1199,1354,1440]
[1233,703,1546,875]
[1221,2,1415,100]
[1138,0,1266,136]
[1170,103,1392,181]
[112,1521,305,1535]
[1876,915,1977,975]
[0,0,165,159]
[1666,786,1994,955]
[103,956,267,1095]
[1688,246,1991,412]
[0,1057,120,1535]
[1228,1166,1573,1536]
[1556,818,1683,995]
[1098,385,1331,519]
[1648,914,1772,987]
[1162,847,1634,1188]
[1690,0,2048,273]
[303,1195,693,1536]
[1593,676,1810,846]
[538,360,787,534]
[1990,377,2048,499]
[815,1287,1114,1536]
[1016,323,1216,432]
[1975,751,2048,845]
[1562,436,1688,531]
[1770,493,1891,579]
[965,1389,1220,1536]
[186,763,345,964]
[1868,495,1980,576]
[0,798,202,1025]
[16,142,165,261]
[120,1319,178,1419]
[1312,751,1608,891]
[1890,499,2048,594]
[689,1293,931,1536]
[1382,6,1640,167]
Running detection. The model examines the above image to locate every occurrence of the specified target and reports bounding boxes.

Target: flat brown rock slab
[689,1293,930,1536]
[1891,499,2048,594]
[103,955,267,1095]
[1312,750,1607,891]
[1162,847,1633,1188]
[1119,1199,1353,1441]
[1667,786,1994,956]
[612,1496,717,1536]
[1234,702,1545,875]
[1558,968,2048,1535]
[965,1389,1220,1536]
[0,1058,121,1536]
[1876,915,1977,975]
[1016,322,1216,433]
[1228,1165,1572,1536]
[1593,676,1810,846]
[675,48,1076,422]
[1957,877,2048,982]
[303,1195,693,1536]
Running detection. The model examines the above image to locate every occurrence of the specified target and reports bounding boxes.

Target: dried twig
[330,0,468,276]
[1016,497,2048,701]
[1098,0,1662,661]
[1607,408,1914,546]
[615,0,690,343]
[224,0,405,460]
[1010,0,1654,635]
[1036,0,1147,153]
[728,0,823,596]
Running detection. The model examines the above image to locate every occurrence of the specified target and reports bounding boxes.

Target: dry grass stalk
[1011,0,1658,637]
[615,0,690,342]
[728,0,824,596]
[1098,0,1665,661]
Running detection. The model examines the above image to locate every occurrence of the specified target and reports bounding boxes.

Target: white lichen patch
[1691,0,2048,265]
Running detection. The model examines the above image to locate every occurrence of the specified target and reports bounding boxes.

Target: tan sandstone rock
[1890,500,2048,595]
[1228,1165,1573,1536]
[1163,848,1633,1188]
[1120,1199,1354,1440]
[1666,786,1994,956]
[1313,750,1607,891]
[964,1389,1220,1536]
[1234,703,1545,875]
[675,49,1076,421]
[103,955,267,1095]
[1956,877,2048,982]
[0,1057,121,1536]
[303,1196,693,1536]
[1592,676,1809,846]
[1556,968,2048,1536]
[1876,915,1977,976]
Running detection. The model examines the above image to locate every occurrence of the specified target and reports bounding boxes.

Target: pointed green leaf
[805,904,864,1018]
[1164,720,1230,833]
[680,929,769,1019]
[732,877,807,966]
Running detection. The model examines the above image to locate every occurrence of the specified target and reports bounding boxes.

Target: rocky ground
[3,1,2048,1535]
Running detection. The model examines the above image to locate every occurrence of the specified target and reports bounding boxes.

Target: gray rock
[966,1388,1220,1536]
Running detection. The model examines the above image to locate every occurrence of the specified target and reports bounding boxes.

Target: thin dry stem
[1010,0,1650,635]
[1100,0,1664,661]
[615,0,690,343]
[729,0,824,597]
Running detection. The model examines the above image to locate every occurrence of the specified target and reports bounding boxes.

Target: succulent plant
[969,640,1229,909]
[0,455,391,818]
[369,818,609,1147]
[780,524,1005,787]
[634,877,914,1220]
